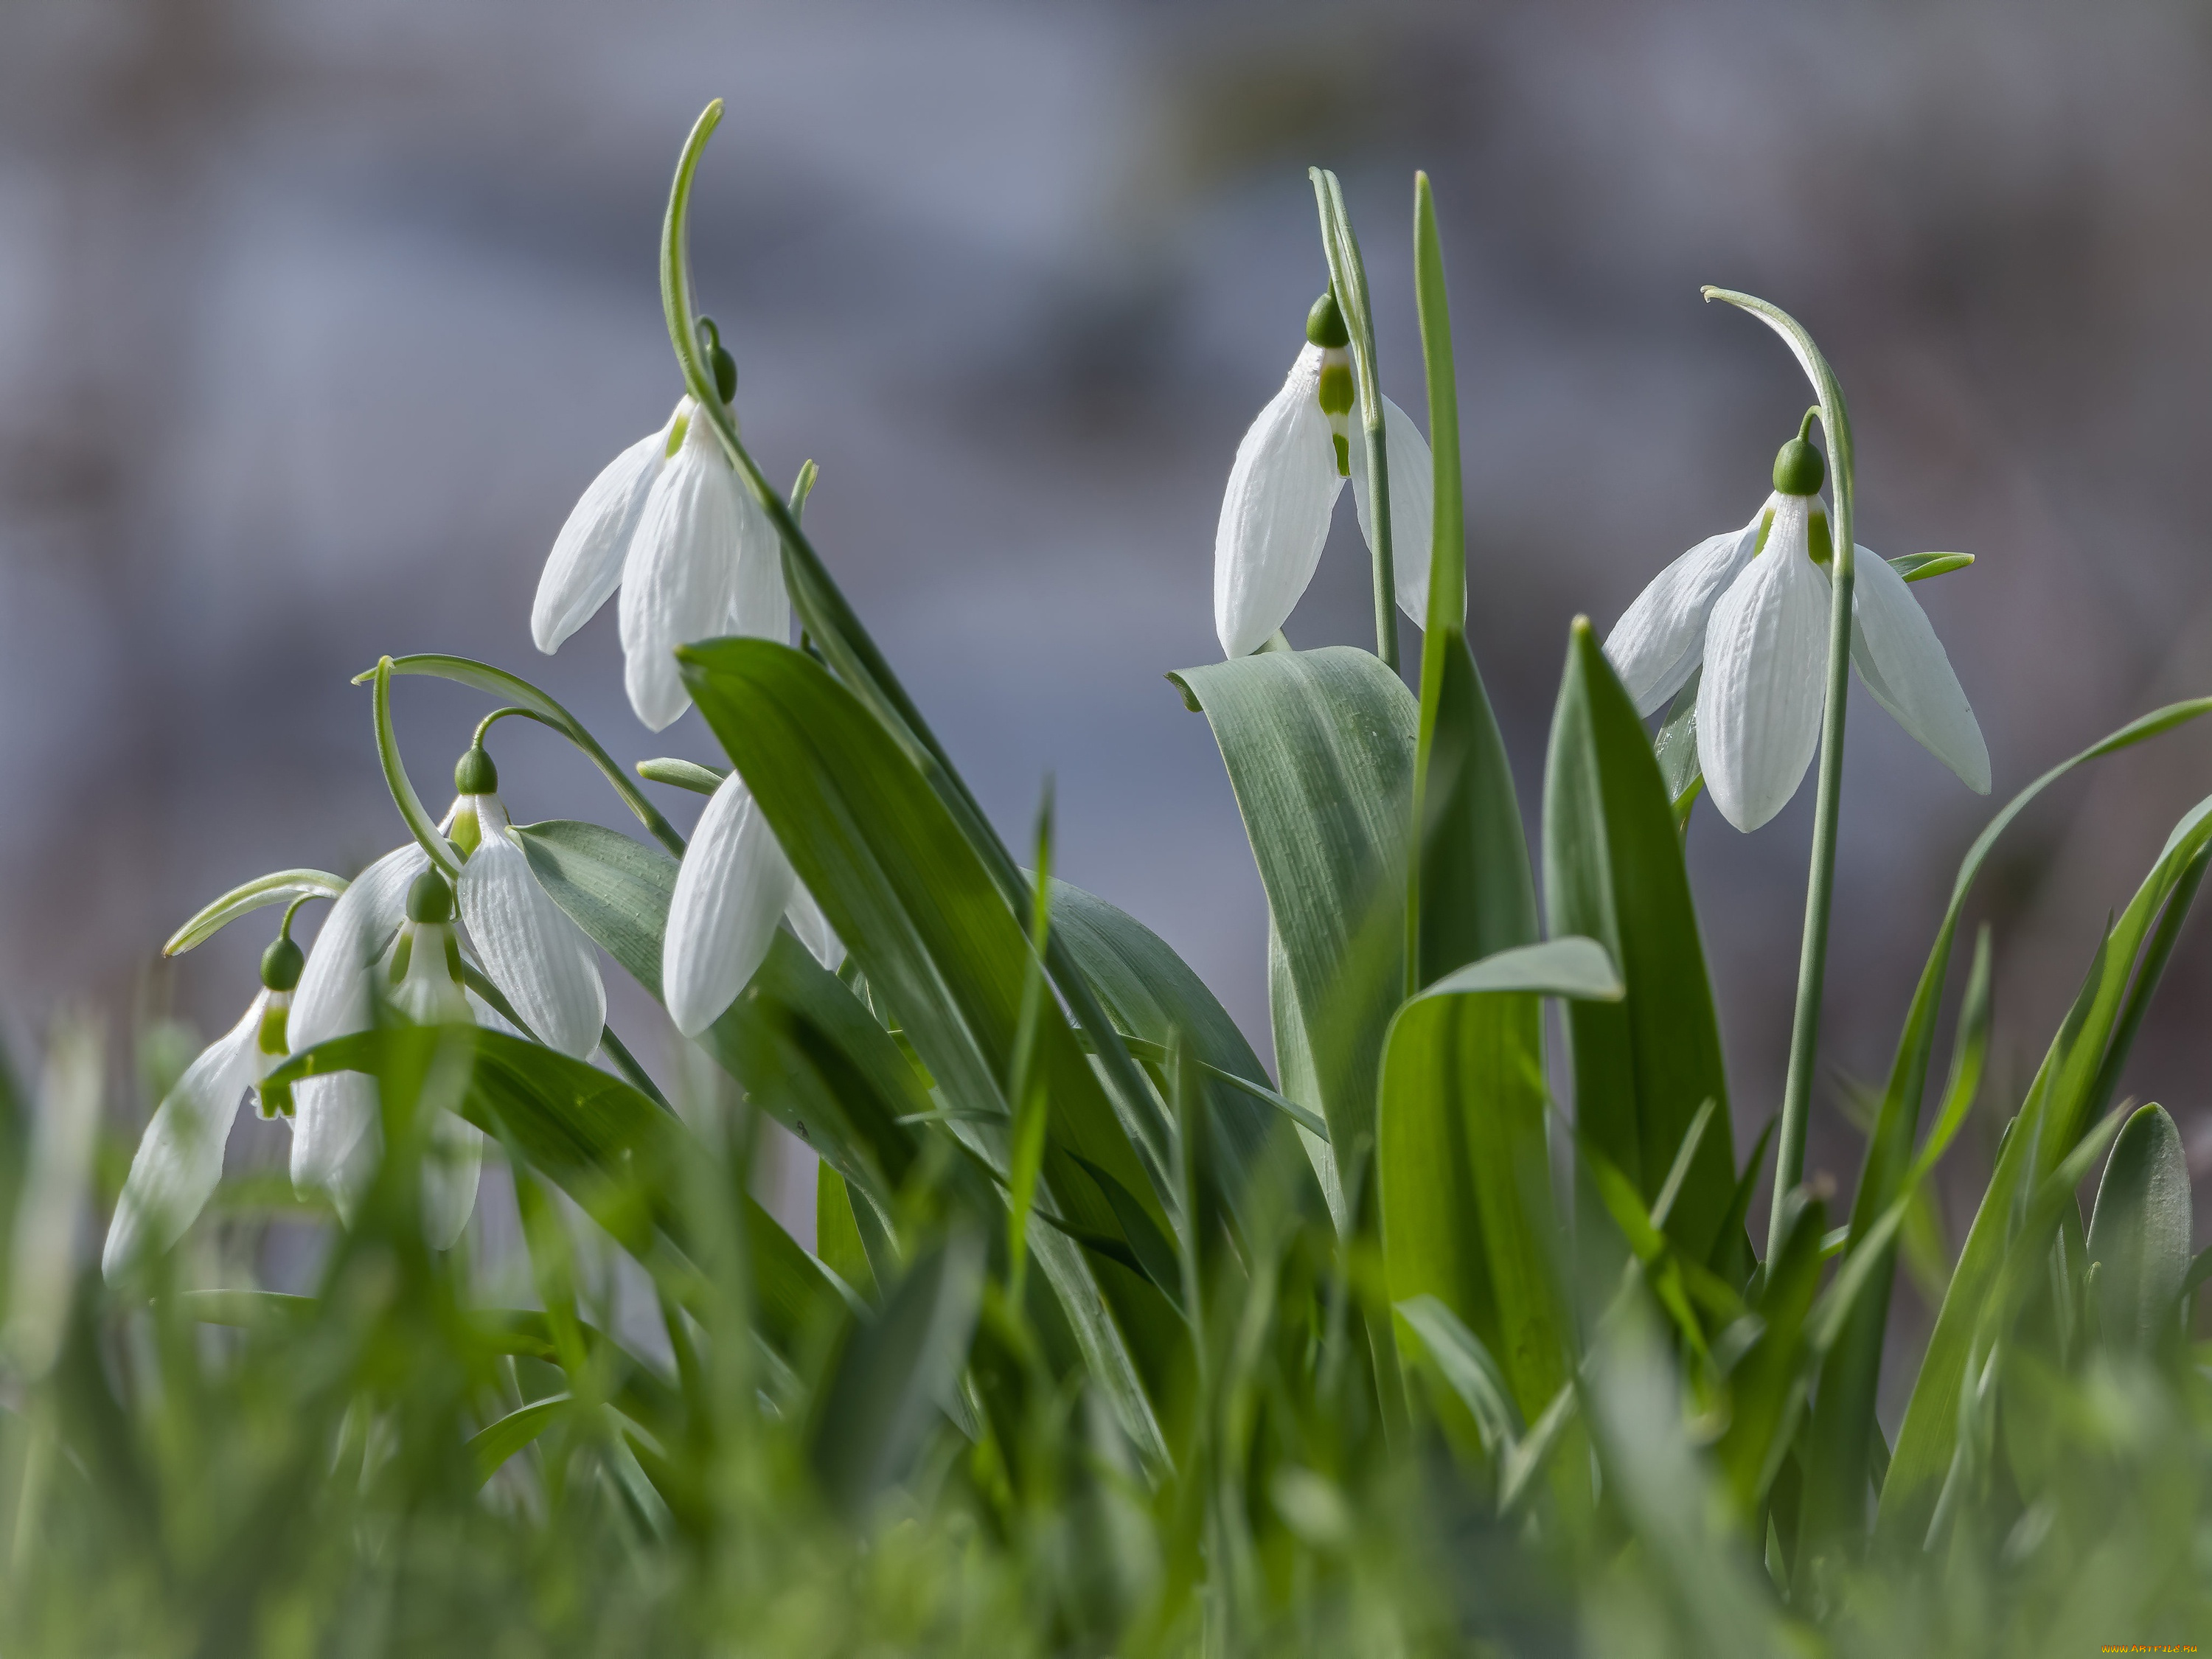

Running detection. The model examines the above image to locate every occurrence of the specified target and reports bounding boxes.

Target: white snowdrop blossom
[1603,435,1989,832]
[448,757,607,1060]
[533,392,790,731]
[102,928,306,1281]
[664,768,844,1038]
[1212,293,1446,659]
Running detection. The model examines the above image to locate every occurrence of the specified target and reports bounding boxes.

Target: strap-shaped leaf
[1408,174,1539,998]
[2085,1102,2191,1353]
[1170,647,1416,1211]
[1544,619,1737,1270]
[1377,936,1618,1424]
[680,636,1180,1453]
[1877,782,2212,1543]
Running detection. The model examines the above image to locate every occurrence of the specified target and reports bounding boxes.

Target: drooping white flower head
[447,744,606,1060]
[1212,291,1449,658]
[663,768,844,1038]
[102,923,308,1281]
[1603,431,1989,832]
[533,333,791,731]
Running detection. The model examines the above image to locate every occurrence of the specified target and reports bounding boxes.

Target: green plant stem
[1772,516,1854,1259]
[1310,167,1397,673]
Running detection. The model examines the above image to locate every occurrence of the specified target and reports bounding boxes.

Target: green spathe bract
[35,97,2212,1657]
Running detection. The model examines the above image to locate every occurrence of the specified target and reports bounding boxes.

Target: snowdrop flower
[448,742,606,1059]
[532,325,790,731]
[1604,428,1989,832]
[383,866,487,1249]
[102,919,310,1280]
[1213,291,1444,658]
[663,768,844,1037]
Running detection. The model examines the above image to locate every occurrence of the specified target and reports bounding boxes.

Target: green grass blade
[1806,700,2212,1555]
[1406,173,1538,995]
[1877,787,2212,1543]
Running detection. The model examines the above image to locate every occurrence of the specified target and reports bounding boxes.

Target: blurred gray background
[7,1,2212,1378]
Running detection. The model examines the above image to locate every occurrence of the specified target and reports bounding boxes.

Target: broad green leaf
[1408,174,1539,996]
[163,869,349,956]
[1543,619,1736,1268]
[1046,876,1322,1228]
[514,820,676,996]
[807,1233,984,1520]
[1878,783,2212,1543]
[1169,647,1417,1202]
[2085,1102,2191,1353]
[375,653,686,856]
[1377,937,1616,1422]
[681,637,1179,1450]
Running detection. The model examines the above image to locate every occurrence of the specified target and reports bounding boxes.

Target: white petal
[728,484,791,643]
[1214,344,1345,658]
[102,995,265,1279]
[421,1111,484,1251]
[1697,498,1832,832]
[1604,504,1768,717]
[456,798,606,1057]
[1349,396,1451,628]
[465,988,526,1040]
[1848,546,1992,794]
[532,420,671,654]
[785,879,845,973]
[619,406,744,731]
[290,844,427,1052]
[664,771,796,1037]
[291,1074,380,1222]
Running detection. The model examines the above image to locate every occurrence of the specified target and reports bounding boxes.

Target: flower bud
[1773,436,1825,497]
[260,934,305,992]
[406,867,456,925]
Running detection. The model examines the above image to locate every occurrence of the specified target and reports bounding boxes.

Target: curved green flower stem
[1310,167,1397,673]
[372,657,463,879]
[659,102,1178,1206]
[364,655,686,858]
[164,869,349,956]
[1701,289,1857,1267]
